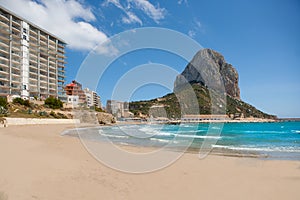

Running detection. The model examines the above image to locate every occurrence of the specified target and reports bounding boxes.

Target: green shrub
[0,97,7,109]
[13,97,31,107]
[39,111,48,116]
[0,106,8,115]
[90,106,104,112]
[44,97,63,109]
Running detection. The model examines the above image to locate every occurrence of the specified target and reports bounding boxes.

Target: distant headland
[129,48,277,121]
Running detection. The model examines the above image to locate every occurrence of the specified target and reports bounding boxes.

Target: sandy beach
[0,124,299,200]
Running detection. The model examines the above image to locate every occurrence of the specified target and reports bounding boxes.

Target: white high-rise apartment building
[0,6,66,100]
[83,88,101,108]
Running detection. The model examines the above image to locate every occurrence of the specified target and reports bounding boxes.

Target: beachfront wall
[181,114,229,122]
[5,117,79,125]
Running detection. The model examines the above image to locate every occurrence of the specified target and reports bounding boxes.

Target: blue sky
[1,0,300,117]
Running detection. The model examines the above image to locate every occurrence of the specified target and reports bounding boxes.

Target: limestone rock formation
[174,49,240,99]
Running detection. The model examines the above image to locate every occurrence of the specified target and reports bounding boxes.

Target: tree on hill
[44,97,63,109]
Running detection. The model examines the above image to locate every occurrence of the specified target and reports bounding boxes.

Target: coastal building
[65,80,102,108]
[106,100,132,118]
[83,88,101,108]
[65,80,85,105]
[0,6,66,100]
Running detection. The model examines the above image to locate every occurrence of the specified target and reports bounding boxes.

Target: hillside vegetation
[129,83,276,119]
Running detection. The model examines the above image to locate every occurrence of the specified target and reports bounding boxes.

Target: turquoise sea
[63,122,300,160]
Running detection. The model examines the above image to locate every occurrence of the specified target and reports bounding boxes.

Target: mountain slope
[129,49,276,119]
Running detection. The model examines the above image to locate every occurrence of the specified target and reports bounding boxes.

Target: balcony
[49,39,56,45]
[58,73,65,78]
[49,81,56,85]
[11,45,20,52]
[29,81,38,86]
[39,56,48,63]
[30,29,38,36]
[11,68,20,75]
[11,52,20,59]
[40,33,47,40]
[11,78,20,83]
[0,47,9,55]
[29,69,38,75]
[11,71,20,77]
[30,41,39,48]
[0,13,9,22]
[40,60,48,66]
[29,54,37,60]
[29,77,38,82]
[0,26,9,34]
[40,84,48,90]
[11,59,20,65]
[57,48,64,54]
[0,74,9,80]
[49,59,56,65]
[0,56,8,63]
[49,44,56,50]
[57,53,65,58]
[30,67,38,73]
[40,45,48,53]
[0,58,8,66]
[0,20,9,28]
[11,18,21,26]
[0,68,8,74]
[29,86,38,93]
[0,88,10,95]
[57,42,65,48]
[57,58,66,63]
[11,25,21,34]
[0,39,9,47]
[0,34,9,42]
[40,70,48,76]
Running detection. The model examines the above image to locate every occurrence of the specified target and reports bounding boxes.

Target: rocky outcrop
[96,112,116,124]
[174,49,240,99]
[75,111,115,125]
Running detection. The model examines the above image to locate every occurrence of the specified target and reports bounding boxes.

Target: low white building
[67,95,79,107]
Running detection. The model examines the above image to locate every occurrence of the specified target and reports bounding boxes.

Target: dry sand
[0,124,299,200]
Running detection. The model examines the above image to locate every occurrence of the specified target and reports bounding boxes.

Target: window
[23,28,27,34]
[22,35,27,40]
[23,85,27,90]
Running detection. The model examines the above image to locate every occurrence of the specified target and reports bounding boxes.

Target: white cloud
[94,40,119,57]
[188,30,196,38]
[103,0,142,25]
[187,18,204,38]
[122,11,143,25]
[178,0,188,6]
[194,19,202,29]
[103,0,166,24]
[102,0,123,10]
[0,0,108,51]
[128,0,166,23]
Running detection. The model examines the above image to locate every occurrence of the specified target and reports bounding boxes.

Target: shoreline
[61,123,299,161]
[0,116,281,128]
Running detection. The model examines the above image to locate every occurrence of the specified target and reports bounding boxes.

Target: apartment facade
[0,6,66,100]
[106,100,130,118]
[84,88,101,108]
